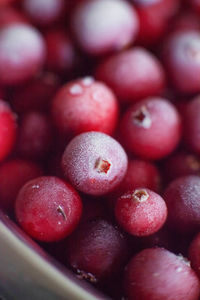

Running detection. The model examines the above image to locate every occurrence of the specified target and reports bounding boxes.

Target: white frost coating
[82,76,94,86]
[23,0,63,22]
[72,0,138,53]
[62,132,128,196]
[69,84,83,95]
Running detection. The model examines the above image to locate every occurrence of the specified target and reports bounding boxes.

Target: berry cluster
[2,0,200,299]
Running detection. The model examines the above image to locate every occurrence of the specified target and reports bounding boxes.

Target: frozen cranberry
[71,0,139,56]
[16,112,53,160]
[115,188,167,236]
[45,30,76,74]
[13,73,60,113]
[96,47,165,104]
[0,24,46,86]
[133,0,179,45]
[183,96,200,154]
[163,175,200,235]
[15,176,82,242]
[62,132,128,196]
[23,0,65,26]
[119,97,182,160]
[0,6,27,28]
[189,232,200,278]
[52,78,118,137]
[0,159,43,212]
[67,219,128,283]
[163,30,200,94]
[163,151,200,182]
[124,248,200,300]
[0,100,17,161]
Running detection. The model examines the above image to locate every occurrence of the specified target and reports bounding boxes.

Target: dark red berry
[15,176,82,242]
[124,248,200,300]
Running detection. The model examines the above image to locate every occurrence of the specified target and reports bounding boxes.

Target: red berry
[115,188,167,236]
[0,159,43,212]
[15,176,82,242]
[119,97,182,160]
[45,30,76,74]
[52,78,118,137]
[0,100,17,161]
[0,24,46,85]
[96,47,166,104]
[62,132,128,196]
[23,0,65,26]
[16,111,53,160]
[0,6,27,28]
[163,30,200,93]
[163,175,200,235]
[124,248,200,300]
[67,219,128,282]
[189,232,200,278]
[71,0,139,56]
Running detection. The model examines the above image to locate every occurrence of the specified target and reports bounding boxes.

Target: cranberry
[22,0,65,26]
[96,47,166,104]
[124,248,200,300]
[115,188,167,236]
[16,111,53,160]
[119,97,182,160]
[0,6,27,28]
[0,100,17,161]
[163,151,200,182]
[71,0,139,56]
[15,176,82,242]
[189,232,200,278]
[163,175,200,235]
[132,0,180,45]
[67,219,128,283]
[163,30,200,94]
[12,73,60,113]
[52,78,118,137]
[0,24,46,85]
[0,159,43,212]
[62,132,128,196]
[183,95,200,154]
[45,30,76,74]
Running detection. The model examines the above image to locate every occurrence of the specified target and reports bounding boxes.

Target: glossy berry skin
[67,219,128,283]
[96,48,166,104]
[132,0,179,45]
[183,96,200,154]
[163,30,200,94]
[52,78,118,137]
[124,248,200,300]
[119,97,182,160]
[62,132,128,196]
[189,232,200,278]
[0,159,43,212]
[0,100,17,161]
[45,30,76,74]
[71,0,139,56]
[17,112,53,160]
[115,188,167,236]
[0,24,46,85]
[163,175,200,235]
[15,176,82,242]
[23,0,65,26]
[163,151,200,182]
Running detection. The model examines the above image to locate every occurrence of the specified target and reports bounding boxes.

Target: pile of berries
[2,0,200,299]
